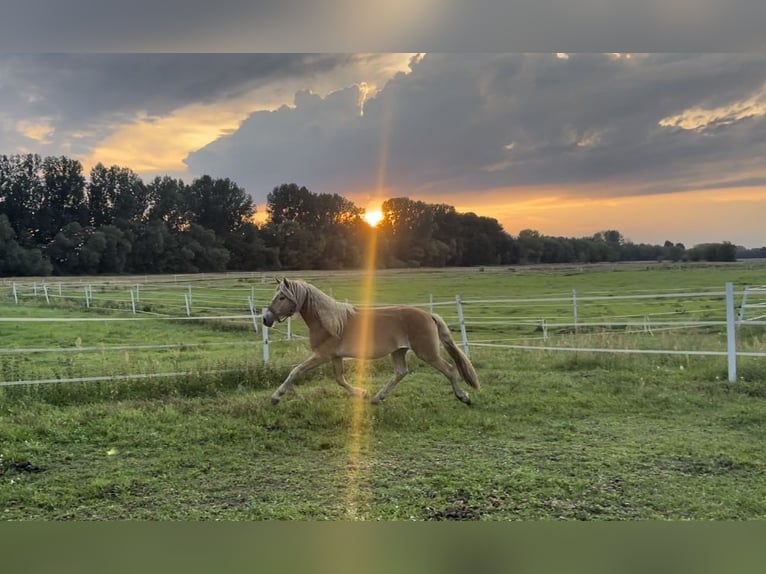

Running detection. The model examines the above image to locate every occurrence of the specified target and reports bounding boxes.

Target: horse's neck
[299,286,328,326]
[298,290,331,345]
[299,285,348,338]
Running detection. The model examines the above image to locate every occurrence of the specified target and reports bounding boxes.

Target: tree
[184,176,259,270]
[186,175,254,236]
[264,183,364,269]
[223,221,275,271]
[661,240,686,261]
[266,183,317,226]
[179,224,231,272]
[0,154,45,245]
[0,214,52,276]
[541,236,575,263]
[38,156,89,244]
[46,222,107,275]
[262,220,324,269]
[126,220,179,273]
[380,197,437,267]
[87,163,147,228]
[517,229,544,264]
[145,176,191,232]
[97,225,132,274]
[688,242,737,262]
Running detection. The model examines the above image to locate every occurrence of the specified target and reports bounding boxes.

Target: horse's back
[332,305,436,359]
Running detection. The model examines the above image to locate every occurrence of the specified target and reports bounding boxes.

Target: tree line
[0,154,758,276]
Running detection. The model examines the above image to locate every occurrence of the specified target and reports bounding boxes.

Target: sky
[1,4,766,248]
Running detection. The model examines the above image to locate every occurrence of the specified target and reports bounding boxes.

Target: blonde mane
[280,280,355,338]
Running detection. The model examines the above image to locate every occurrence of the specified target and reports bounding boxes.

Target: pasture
[2,262,766,520]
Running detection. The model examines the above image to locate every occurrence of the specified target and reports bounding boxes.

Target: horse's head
[263,278,300,327]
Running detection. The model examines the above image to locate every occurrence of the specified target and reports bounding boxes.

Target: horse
[262,278,480,406]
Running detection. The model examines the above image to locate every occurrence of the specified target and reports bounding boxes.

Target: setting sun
[363,209,384,227]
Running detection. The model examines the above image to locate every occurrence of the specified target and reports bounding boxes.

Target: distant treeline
[0,154,760,276]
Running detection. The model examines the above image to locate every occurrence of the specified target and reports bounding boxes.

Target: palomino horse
[262,278,480,406]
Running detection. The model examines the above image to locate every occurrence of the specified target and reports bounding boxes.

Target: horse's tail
[432,314,480,390]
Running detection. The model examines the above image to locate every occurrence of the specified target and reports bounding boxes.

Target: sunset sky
[2,8,766,249]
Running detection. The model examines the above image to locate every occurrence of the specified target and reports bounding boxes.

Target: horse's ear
[282,277,291,288]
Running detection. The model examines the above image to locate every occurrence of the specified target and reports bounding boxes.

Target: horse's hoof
[459,394,472,406]
[271,396,281,406]
[371,396,384,405]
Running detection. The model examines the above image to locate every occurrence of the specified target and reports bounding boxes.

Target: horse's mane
[280,280,356,338]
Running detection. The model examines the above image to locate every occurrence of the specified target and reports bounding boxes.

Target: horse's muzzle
[262,309,276,327]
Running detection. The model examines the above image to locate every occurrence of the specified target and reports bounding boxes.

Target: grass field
[2,261,766,520]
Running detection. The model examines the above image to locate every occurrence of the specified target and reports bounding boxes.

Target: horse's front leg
[271,353,329,405]
[332,357,367,398]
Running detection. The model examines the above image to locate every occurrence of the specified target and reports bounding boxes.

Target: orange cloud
[17,119,54,143]
[81,103,249,174]
[659,83,766,131]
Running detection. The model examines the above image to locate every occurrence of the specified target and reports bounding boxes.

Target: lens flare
[344,235,377,519]
[344,90,394,520]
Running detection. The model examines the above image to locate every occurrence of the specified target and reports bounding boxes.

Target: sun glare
[363,209,384,227]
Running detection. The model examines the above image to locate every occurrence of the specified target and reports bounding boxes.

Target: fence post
[262,308,270,364]
[455,295,470,358]
[130,290,137,314]
[84,286,91,308]
[572,289,579,333]
[429,293,434,314]
[136,284,140,303]
[12,282,18,305]
[644,315,653,335]
[287,315,292,340]
[726,282,737,383]
[247,296,259,332]
[541,318,548,341]
[738,287,749,324]
[184,293,191,317]
[42,283,50,305]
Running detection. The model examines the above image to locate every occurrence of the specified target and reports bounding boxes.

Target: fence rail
[2,280,764,387]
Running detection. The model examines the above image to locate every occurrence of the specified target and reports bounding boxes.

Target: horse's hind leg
[420,354,472,405]
[332,357,367,398]
[371,348,409,404]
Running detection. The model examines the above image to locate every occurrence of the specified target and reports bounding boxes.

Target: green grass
[2,350,765,520]
[2,261,766,520]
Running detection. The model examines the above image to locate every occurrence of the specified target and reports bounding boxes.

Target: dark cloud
[185,53,766,203]
[0,53,357,125]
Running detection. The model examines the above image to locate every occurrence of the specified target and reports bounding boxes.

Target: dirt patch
[662,456,751,476]
[1,460,45,475]
[423,488,506,521]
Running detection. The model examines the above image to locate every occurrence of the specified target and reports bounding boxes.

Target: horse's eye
[277,295,285,301]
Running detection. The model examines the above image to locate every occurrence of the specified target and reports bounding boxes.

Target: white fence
[2,279,766,387]
[450,282,766,383]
